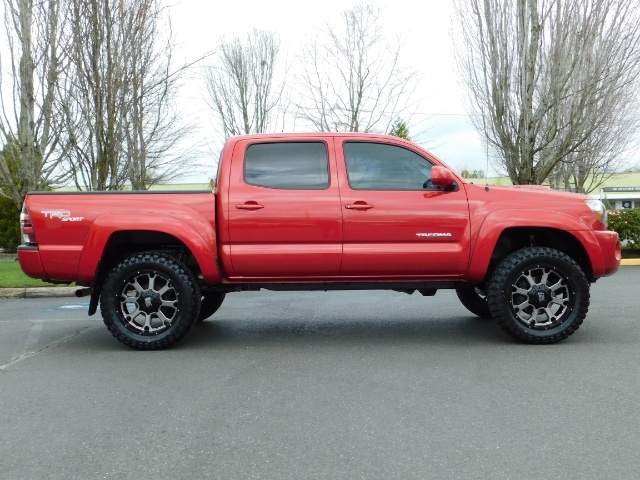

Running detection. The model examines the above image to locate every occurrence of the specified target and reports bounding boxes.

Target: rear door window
[244,142,329,190]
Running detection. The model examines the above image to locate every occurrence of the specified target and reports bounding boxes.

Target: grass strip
[0,260,71,288]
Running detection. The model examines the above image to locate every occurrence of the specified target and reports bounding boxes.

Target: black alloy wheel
[100,252,201,349]
[487,247,590,344]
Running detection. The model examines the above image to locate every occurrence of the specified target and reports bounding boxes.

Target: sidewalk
[1,259,637,299]
[0,286,82,299]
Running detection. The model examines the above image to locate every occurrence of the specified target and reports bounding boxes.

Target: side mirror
[430,166,456,188]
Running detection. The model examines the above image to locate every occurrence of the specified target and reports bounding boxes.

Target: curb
[621,259,640,266]
[0,286,82,299]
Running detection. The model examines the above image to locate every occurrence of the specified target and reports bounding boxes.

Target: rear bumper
[593,230,621,278]
[17,245,47,280]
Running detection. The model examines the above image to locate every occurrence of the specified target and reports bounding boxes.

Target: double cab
[18,133,620,348]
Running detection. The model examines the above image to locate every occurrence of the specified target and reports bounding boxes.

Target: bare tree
[548,99,638,193]
[298,3,418,133]
[204,29,284,139]
[454,0,640,186]
[123,2,194,190]
[63,0,130,191]
[0,0,69,207]
[63,0,196,191]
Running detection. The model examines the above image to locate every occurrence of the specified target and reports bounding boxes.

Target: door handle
[236,202,264,210]
[345,202,374,211]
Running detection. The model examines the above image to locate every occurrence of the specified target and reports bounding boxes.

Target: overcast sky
[169,0,492,181]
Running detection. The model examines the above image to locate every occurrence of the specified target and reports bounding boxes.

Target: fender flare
[466,209,603,281]
[77,212,221,285]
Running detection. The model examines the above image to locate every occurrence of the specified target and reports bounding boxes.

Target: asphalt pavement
[0,267,639,479]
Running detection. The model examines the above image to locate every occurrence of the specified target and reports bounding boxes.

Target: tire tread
[487,247,590,344]
[100,252,200,350]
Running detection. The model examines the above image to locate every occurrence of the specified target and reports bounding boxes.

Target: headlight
[585,199,608,227]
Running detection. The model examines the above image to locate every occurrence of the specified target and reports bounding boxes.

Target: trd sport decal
[41,210,84,222]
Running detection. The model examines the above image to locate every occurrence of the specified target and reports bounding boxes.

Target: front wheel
[455,284,491,318]
[487,247,590,344]
[100,252,201,349]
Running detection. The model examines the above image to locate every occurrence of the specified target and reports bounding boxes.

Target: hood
[463,183,597,227]
[462,182,606,231]
[468,183,590,202]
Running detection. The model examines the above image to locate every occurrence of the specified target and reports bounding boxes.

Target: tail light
[20,203,38,245]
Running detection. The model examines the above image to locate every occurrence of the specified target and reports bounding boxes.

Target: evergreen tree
[388,119,411,140]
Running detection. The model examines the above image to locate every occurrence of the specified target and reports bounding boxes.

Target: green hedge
[608,208,640,246]
[0,197,20,252]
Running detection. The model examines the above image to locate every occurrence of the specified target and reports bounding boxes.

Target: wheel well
[88,230,203,317]
[485,228,593,284]
[99,230,202,281]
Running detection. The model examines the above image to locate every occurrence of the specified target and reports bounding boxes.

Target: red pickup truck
[18,133,620,349]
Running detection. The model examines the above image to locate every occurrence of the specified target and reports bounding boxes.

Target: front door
[337,140,471,277]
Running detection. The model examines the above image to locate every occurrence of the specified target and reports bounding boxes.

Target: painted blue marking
[43,302,90,312]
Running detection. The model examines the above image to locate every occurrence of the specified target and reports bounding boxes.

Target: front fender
[77,212,221,285]
[466,210,603,282]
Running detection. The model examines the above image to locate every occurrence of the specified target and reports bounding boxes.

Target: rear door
[226,138,343,278]
[337,140,471,277]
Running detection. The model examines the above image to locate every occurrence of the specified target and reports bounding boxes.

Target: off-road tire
[196,292,226,322]
[455,284,491,319]
[487,247,590,344]
[100,252,201,349]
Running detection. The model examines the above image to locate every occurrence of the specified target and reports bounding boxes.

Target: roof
[228,132,402,141]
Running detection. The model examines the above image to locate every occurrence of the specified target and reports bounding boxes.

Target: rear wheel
[100,252,201,349]
[487,247,589,344]
[197,292,226,322]
[455,284,491,318]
